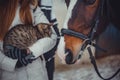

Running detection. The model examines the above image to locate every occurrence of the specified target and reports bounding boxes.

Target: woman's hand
[4,45,36,67]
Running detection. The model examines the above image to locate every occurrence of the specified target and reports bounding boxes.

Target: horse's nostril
[65,49,74,64]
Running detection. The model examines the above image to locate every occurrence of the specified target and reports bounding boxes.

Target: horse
[57,0,120,65]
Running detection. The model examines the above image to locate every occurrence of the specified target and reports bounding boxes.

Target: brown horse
[57,0,120,64]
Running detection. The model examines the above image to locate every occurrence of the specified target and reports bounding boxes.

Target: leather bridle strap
[87,47,120,80]
[61,28,88,40]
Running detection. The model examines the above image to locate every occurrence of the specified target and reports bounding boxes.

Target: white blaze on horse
[57,0,120,64]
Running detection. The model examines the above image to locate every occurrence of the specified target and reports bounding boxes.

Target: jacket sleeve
[28,27,57,58]
[0,51,17,72]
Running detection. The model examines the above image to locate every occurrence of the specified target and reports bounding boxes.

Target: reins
[87,46,120,80]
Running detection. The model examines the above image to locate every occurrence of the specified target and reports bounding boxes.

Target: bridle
[61,0,120,80]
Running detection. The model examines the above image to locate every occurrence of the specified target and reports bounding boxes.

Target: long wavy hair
[0,0,38,40]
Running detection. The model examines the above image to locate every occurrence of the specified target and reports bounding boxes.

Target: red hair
[0,0,38,40]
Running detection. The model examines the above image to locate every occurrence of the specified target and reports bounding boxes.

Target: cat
[3,23,52,52]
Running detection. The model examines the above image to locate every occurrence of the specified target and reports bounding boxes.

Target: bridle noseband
[61,29,88,40]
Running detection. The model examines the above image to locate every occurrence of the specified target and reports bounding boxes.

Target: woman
[0,0,57,80]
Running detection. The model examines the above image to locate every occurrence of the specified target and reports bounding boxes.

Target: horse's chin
[56,50,74,64]
[56,48,81,64]
[56,52,81,64]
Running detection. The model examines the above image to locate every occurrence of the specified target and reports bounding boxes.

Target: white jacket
[0,4,57,80]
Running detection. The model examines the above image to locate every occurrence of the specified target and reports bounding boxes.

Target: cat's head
[36,23,53,38]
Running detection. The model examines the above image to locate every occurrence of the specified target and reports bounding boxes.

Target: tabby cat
[3,23,52,53]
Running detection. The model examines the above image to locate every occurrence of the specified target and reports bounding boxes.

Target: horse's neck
[95,23,120,58]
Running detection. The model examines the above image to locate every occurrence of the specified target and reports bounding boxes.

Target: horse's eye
[84,0,96,5]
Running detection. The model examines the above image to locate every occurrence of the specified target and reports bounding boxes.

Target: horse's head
[57,0,109,64]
